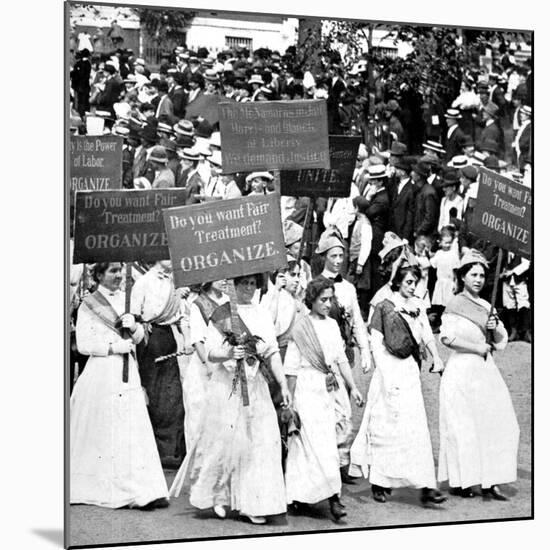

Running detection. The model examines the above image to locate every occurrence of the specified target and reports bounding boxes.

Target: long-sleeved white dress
[284,315,351,504]
[70,286,169,508]
[350,293,437,489]
[169,304,287,517]
[438,302,519,489]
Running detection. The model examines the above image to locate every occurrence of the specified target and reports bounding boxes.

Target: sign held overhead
[163,194,287,287]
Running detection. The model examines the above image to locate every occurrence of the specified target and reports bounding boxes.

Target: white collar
[98,284,120,297]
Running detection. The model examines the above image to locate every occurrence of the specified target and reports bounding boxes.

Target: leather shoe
[449,487,475,498]
[482,485,509,501]
[138,497,170,510]
[421,488,447,505]
[329,497,347,521]
[372,484,387,503]
[340,467,357,485]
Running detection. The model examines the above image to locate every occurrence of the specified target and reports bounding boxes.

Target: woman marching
[169,274,290,525]
[70,262,169,510]
[284,278,364,521]
[349,253,447,505]
[183,279,229,448]
[438,249,519,500]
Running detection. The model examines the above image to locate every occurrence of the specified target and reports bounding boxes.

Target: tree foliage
[137,8,196,44]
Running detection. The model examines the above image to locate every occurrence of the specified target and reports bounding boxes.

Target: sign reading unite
[163,194,287,287]
[470,167,532,259]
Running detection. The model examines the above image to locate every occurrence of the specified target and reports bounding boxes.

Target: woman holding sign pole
[170,273,290,525]
[70,262,169,509]
[438,250,519,500]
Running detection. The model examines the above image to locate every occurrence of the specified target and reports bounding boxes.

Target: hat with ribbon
[315,228,345,255]
[423,140,446,155]
[459,248,489,269]
[437,168,461,188]
[157,121,174,135]
[248,74,264,85]
[180,147,201,161]
[283,219,304,247]
[379,231,406,260]
[367,164,388,179]
[389,243,419,283]
[520,105,532,117]
[449,155,469,168]
[444,108,462,120]
[245,171,274,184]
[149,145,168,164]
[174,119,195,137]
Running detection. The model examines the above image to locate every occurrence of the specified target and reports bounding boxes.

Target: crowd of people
[68,35,530,527]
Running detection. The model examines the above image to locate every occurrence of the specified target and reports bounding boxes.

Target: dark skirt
[137,324,186,466]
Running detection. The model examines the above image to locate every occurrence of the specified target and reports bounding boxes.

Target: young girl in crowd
[430,226,460,331]
[414,235,432,310]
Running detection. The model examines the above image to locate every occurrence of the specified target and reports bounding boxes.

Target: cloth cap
[283,219,304,247]
[461,165,479,181]
[412,161,431,178]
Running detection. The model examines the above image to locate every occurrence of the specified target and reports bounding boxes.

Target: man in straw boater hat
[176,147,204,204]
[315,229,372,485]
[443,108,468,161]
[422,140,446,160]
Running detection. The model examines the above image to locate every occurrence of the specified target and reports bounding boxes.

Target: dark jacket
[444,124,467,161]
[389,180,415,244]
[170,87,187,119]
[365,188,390,255]
[413,180,439,237]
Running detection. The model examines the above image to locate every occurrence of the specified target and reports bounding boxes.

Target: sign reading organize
[280,135,361,197]
[69,135,123,196]
[73,189,188,263]
[470,167,532,259]
[219,100,330,173]
[163,194,287,287]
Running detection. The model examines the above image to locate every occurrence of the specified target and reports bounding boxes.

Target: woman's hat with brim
[315,228,345,255]
[283,219,304,247]
[459,248,489,269]
[379,231,406,260]
[245,171,274,184]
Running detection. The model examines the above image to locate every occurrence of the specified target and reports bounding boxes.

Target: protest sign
[470,167,532,259]
[163,194,287,287]
[73,189,188,263]
[69,136,123,197]
[280,135,361,197]
[219,100,330,173]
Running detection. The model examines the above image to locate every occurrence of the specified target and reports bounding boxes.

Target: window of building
[226,36,253,50]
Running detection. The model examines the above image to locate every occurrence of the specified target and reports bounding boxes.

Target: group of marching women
[70,223,520,523]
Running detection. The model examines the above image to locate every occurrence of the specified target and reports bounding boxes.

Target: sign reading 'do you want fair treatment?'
[219,100,330,173]
[280,135,361,198]
[69,135,123,196]
[73,189,188,263]
[470,167,532,259]
[163,194,287,288]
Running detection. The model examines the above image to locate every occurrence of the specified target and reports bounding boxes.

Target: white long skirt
[170,364,287,517]
[438,351,519,488]
[285,367,344,504]
[70,354,169,508]
[181,352,210,449]
[350,349,437,488]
